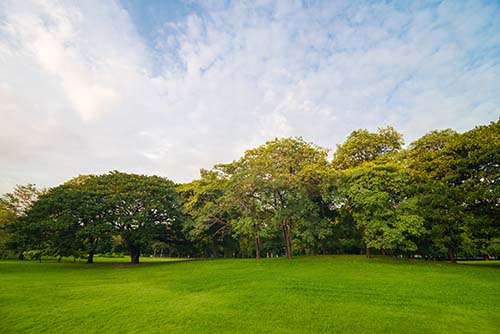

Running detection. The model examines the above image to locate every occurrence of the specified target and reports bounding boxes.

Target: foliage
[0,184,43,259]
[93,172,184,264]
[3,119,499,262]
[332,126,403,170]
[220,137,330,258]
[406,120,500,261]
[334,163,424,255]
[178,169,237,257]
[25,177,112,263]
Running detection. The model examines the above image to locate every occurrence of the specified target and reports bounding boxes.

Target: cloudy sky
[1,0,499,193]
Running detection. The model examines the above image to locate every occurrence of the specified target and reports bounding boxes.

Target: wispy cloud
[0,0,499,192]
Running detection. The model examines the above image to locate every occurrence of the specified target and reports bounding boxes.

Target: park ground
[1,255,499,333]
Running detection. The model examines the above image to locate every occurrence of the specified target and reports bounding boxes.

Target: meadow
[1,256,499,334]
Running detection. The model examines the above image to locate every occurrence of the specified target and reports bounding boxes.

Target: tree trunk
[282,224,291,259]
[87,251,94,264]
[57,256,62,263]
[254,226,261,259]
[18,252,24,261]
[366,246,371,258]
[321,240,328,255]
[447,246,456,263]
[130,245,140,264]
[311,241,317,255]
[283,222,293,260]
[211,238,218,258]
[282,224,288,258]
[87,236,98,264]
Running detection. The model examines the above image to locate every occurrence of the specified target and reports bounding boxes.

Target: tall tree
[334,163,425,257]
[437,121,500,260]
[219,161,271,259]
[178,169,236,258]
[295,162,335,255]
[407,122,500,261]
[224,137,329,259]
[406,129,463,261]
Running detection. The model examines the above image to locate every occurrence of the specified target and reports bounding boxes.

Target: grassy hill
[1,256,499,333]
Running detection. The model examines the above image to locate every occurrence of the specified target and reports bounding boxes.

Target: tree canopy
[3,119,499,263]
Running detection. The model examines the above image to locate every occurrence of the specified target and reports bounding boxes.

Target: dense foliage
[1,120,499,262]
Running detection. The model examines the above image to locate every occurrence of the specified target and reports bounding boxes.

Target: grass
[1,256,499,334]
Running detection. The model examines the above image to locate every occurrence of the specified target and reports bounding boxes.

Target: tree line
[1,120,499,264]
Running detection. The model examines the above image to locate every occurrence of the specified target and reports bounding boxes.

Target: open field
[1,256,499,334]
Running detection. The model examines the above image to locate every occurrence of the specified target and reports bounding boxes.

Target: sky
[0,0,499,193]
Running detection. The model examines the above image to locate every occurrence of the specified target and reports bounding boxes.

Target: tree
[178,169,237,258]
[219,161,272,259]
[415,180,469,262]
[98,172,183,264]
[407,121,500,261]
[1,184,43,259]
[432,121,500,260]
[224,137,329,259]
[0,199,17,258]
[334,163,425,257]
[333,126,403,170]
[25,176,112,263]
[450,120,500,259]
[295,162,335,255]
[406,129,464,261]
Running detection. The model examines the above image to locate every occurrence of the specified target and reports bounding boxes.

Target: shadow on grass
[458,260,500,269]
[1,257,194,270]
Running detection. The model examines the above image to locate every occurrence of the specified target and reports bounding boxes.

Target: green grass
[1,256,499,333]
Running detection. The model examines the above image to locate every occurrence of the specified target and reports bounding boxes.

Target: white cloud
[0,0,499,192]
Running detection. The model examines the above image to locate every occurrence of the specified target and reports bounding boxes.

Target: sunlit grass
[1,256,499,333]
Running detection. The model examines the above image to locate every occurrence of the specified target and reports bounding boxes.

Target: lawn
[1,256,499,333]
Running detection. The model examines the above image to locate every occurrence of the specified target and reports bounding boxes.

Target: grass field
[1,256,499,334]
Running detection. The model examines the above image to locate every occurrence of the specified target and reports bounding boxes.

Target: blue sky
[0,0,499,192]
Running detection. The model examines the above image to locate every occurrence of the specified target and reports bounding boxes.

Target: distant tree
[151,241,168,257]
[2,184,42,216]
